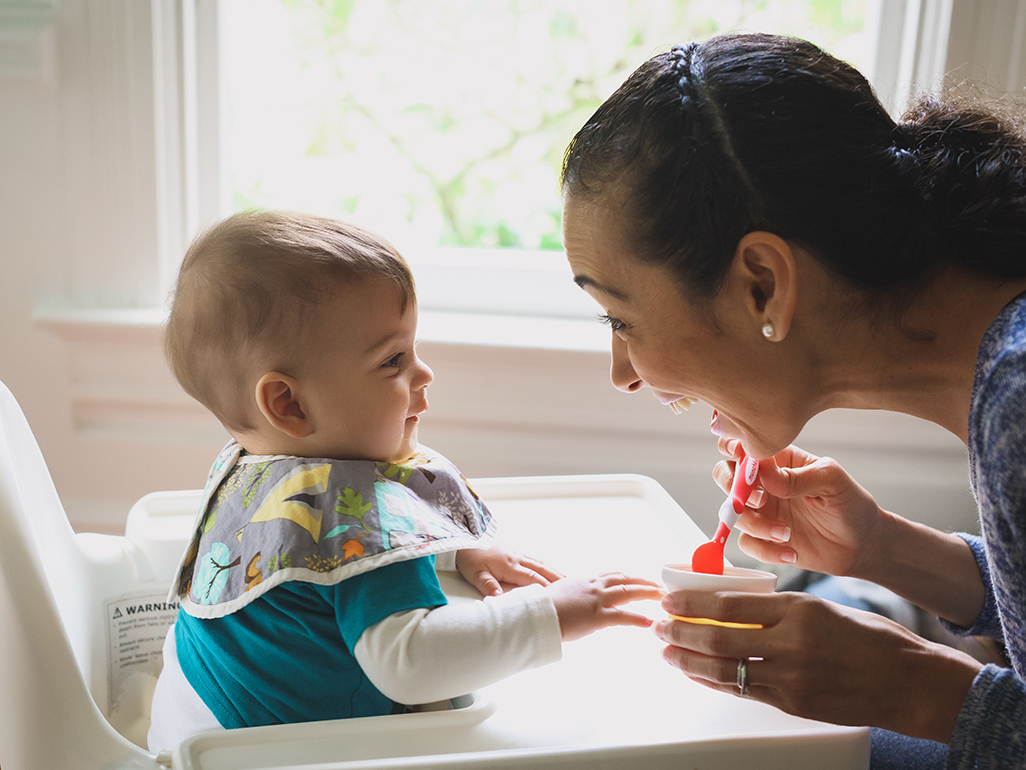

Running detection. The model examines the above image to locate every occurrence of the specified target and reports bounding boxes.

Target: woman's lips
[710,409,727,437]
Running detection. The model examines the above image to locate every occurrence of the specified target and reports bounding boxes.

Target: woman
[560,33,1026,770]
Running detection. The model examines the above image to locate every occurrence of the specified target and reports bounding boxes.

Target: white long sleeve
[433,548,458,572]
[353,583,562,705]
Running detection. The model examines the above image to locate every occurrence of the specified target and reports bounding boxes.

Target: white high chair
[0,380,870,770]
[0,379,170,769]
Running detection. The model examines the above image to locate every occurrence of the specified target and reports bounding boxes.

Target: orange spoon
[691,451,760,575]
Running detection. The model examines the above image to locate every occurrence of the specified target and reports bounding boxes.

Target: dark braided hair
[561,32,1026,302]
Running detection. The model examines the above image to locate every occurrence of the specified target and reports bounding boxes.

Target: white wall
[2,0,1019,569]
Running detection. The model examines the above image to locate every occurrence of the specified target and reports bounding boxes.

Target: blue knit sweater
[946,292,1026,769]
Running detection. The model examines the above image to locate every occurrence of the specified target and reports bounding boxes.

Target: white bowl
[661,564,778,628]
[661,563,777,594]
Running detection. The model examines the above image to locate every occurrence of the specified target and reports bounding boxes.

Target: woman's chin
[711,410,797,459]
[709,409,735,439]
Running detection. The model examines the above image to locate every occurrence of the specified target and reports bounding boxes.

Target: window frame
[37,0,1026,329]
[178,0,1026,322]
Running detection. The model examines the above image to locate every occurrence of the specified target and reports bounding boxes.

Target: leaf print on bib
[194,542,239,604]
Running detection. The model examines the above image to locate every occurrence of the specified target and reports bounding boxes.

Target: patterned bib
[170,442,495,618]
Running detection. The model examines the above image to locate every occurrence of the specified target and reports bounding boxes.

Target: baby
[147,210,662,751]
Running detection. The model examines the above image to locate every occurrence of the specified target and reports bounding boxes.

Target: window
[220,1,870,254]
[37,0,1008,328]
[214,0,874,325]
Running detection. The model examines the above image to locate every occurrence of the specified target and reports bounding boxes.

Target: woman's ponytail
[899,97,1026,278]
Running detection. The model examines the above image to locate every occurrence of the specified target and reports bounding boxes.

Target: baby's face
[299,277,432,463]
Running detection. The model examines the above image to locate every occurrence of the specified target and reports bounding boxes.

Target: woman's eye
[382,352,404,368]
[597,313,626,333]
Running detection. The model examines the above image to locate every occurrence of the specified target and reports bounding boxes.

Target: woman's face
[562,194,808,459]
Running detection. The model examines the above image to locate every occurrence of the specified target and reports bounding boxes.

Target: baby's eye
[597,313,626,333]
[382,352,404,369]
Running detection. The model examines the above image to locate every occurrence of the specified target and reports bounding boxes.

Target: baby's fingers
[468,571,504,597]
[499,564,550,588]
[599,573,664,606]
[603,609,655,629]
[521,555,564,583]
[505,555,563,587]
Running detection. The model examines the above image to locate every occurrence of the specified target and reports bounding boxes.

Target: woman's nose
[610,335,643,393]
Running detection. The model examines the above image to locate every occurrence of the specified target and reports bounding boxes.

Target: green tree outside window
[223,0,868,252]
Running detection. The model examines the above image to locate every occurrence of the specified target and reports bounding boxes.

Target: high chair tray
[168,474,869,770]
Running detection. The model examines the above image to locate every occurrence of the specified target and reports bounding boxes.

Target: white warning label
[104,592,178,714]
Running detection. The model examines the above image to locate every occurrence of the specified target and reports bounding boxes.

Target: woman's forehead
[565,202,675,301]
[564,198,629,273]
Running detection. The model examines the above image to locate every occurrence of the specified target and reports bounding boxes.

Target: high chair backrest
[0,381,154,770]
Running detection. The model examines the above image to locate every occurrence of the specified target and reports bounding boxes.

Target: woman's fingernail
[780,550,797,564]
[770,524,791,542]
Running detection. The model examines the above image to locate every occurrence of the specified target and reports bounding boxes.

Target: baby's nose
[415,359,434,389]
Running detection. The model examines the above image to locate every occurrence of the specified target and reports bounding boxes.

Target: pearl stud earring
[761,322,775,339]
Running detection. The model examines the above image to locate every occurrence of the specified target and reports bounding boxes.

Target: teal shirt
[175,555,447,728]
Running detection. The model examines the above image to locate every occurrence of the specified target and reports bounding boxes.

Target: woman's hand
[455,546,564,597]
[717,439,887,579]
[656,589,982,743]
[548,573,665,641]
[720,439,987,629]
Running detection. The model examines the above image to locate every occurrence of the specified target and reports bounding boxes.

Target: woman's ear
[730,231,797,341]
[255,372,313,438]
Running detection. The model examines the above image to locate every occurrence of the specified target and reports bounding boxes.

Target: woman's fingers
[663,650,766,700]
[734,507,797,565]
[736,509,791,542]
[661,589,783,631]
[654,590,983,740]
[654,592,804,708]
[736,530,798,565]
[715,436,743,457]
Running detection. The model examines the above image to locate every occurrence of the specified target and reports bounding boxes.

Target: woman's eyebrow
[573,275,629,301]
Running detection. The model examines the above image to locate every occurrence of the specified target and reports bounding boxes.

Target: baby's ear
[255,373,313,438]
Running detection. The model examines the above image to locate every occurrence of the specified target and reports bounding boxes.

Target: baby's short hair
[165,210,415,432]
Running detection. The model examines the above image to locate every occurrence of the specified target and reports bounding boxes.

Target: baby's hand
[547,573,665,641]
[456,546,564,597]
